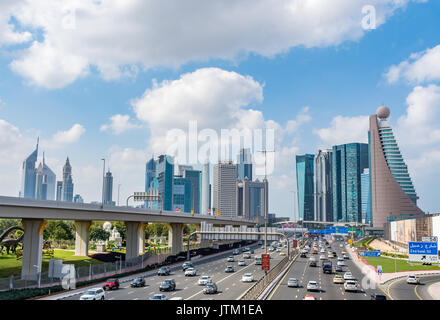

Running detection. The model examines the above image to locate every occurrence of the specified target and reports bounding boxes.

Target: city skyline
[0,1,439,219]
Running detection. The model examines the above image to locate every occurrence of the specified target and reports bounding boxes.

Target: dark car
[130,277,145,288]
[103,278,119,290]
[159,279,176,292]
[300,253,307,258]
[182,262,193,271]
[158,267,171,276]
[225,266,235,273]
[335,265,344,272]
[203,283,218,294]
[371,294,387,300]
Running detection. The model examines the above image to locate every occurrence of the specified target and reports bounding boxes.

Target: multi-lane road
[60,243,289,300]
[384,274,440,300]
[268,237,384,300]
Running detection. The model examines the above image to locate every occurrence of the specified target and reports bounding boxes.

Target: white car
[243,253,251,259]
[343,254,349,260]
[344,280,358,292]
[407,275,420,284]
[242,273,254,282]
[238,260,246,266]
[80,288,106,300]
[198,276,213,285]
[306,281,319,292]
[185,268,197,276]
[319,255,326,260]
[227,256,235,262]
[287,278,299,287]
[151,293,168,300]
[169,297,184,300]
[343,272,355,280]
[280,251,286,256]
[337,260,345,267]
[337,256,344,261]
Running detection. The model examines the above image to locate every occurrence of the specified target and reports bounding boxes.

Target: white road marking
[127,291,134,295]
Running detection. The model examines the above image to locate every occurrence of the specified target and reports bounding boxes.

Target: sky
[1,0,440,219]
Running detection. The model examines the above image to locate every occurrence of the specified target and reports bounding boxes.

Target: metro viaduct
[0,196,255,280]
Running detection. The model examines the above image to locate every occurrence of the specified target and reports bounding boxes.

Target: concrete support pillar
[196,224,209,248]
[125,222,146,260]
[168,223,184,255]
[74,221,91,256]
[21,219,47,280]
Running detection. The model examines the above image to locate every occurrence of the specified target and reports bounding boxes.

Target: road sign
[422,236,438,243]
[359,250,381,257]
[377,265,382,274]
[408,242,439,263]
[262,254,270,271]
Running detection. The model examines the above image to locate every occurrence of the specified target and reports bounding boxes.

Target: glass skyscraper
[361,168,371,225]
[62,157,74,202]
[145,155,174,211]
[103,170,114,205]
[296,154,314,221]
[314,149,333,222]
[173,176,192,213]
[20,140,38,199]
[332,143,369,223]
[182,168,202,214]
[237,148,253,181]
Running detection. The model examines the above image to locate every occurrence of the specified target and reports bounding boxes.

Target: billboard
[359,250,381,257]
[408,242,439,263]
[261,254,270,271]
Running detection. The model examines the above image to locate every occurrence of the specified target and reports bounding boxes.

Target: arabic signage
[261,254,270,271]
[359,250,381,257]
[408,242,439,263]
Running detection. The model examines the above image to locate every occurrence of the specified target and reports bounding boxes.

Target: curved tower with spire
[20,138,39,198]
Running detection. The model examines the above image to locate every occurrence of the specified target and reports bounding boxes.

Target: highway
[60,243,289,300]
[384,275,440,300]
[268,236,384,300]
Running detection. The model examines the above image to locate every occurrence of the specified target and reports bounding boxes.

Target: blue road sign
[359,250,381,257]
[409,242,438,255]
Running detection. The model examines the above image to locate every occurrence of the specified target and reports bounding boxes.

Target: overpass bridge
[0,196,255,280]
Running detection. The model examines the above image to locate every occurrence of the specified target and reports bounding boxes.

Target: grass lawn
[353,237,375,248]
[0,249,103,278]
[363,256,440,273]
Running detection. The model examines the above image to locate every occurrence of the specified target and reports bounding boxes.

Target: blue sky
[0,0,439,218]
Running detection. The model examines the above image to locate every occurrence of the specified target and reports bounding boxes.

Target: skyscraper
[34,153,56,201]
[145,155,174,210]
[62,157,74,202]
[103,170,114,205]
[314,149,333,222]
[296,154,315,221]
[361,168,371,225]
[20,139,39,199]
[236,178,268,221]
[73,194,84,203]
[213,161,237,218]
[56,181,63,201]
[237,148,253,181]
[182,168,202,214]
[201,161,210,215]
[173,176,192,212]
[368,106,424,229]
[332,143,369,223]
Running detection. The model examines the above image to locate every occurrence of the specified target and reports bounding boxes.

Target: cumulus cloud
[314,115,369,146]
[385,44,440,84]
[47,124,86,147]
[0,0,423,88]
[100,114,142,135]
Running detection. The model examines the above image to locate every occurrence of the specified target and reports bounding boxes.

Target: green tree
[112,221,126,240]
[43,220,74,241]
[90,225,110,242]
[0,219,22,235]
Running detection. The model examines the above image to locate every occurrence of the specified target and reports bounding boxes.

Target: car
[287,278,299,287]
[198,276,213,285]
[151,293,168,300]
[407,275,420,284]
[343,254,349,260]
[276,248,282,252]
[225,266,235,273]
[337,260,345,267]
[103,278,119,290]
[335,265,344,272]
[327,252,334,259]
[243,253,251,259]
[300,252,307,258]
[341,251,347,255]
[130,277,145,288]
[337,256,344,261]
[343,272,355,280]
[157,266,171,276]
[238,260,246,266]
[185,267,197,276]
[232,249,240,255]
[203,282,218,294]
[182,262,193,271]
[280,251,286,256]
[227,256,235,262]
[320,248,325,253]
[303,294,316,300]
[344,280,358,292]
[242,273,254,282]
[255,257,262,265]
[80,288,105,300]
[309,258,317,267]
[169,297,184,300]
[333,275,344,284]
[159,279,176,292]
[257,241,263,245]
[319,254,326,260]
[306,281,319,292]
[243,246,251,252]
[268,247,275,252]
[370,294,387,300]
[312,249,318,254]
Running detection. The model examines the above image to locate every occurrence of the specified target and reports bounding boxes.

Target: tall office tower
[73,194,84,203]
[236,178,268,221]
[35,163,47,200]
[201,161,210,215]
[296,154,315,221]
[145,155,174,210]
[176,165,193,176]
[182,168,202,214]
[213,161,237,218]
[103,170,114,205]
[173,176,192,212]
[20,139,39,199]
[314,150,333,222]
[369,106,424,229]
[332,143,369,223]
[361,168,371,225]
[41,154,56,200]
[237,148,253,181]
[56,181,63,201]
[62,157,74,202]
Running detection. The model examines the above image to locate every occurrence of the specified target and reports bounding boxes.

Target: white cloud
[385,44,440,84]
[47,124,86,147]
[100,114,142,135]
[0,0,423,88]
[314,115,369,146]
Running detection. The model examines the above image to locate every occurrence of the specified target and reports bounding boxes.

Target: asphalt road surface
[384,274,440,300]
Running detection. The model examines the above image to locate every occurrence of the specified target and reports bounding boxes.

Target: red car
[103,278,120,290]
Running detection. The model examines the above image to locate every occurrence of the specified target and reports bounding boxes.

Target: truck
[322,260,332,274]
